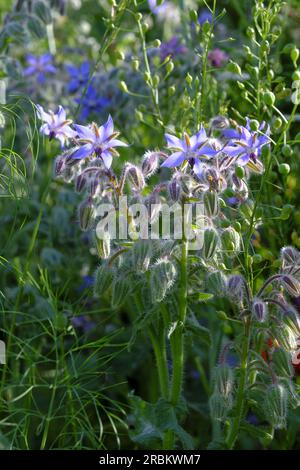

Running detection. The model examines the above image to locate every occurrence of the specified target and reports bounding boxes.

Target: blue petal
[71,144,93,160]
[161,151,185,167]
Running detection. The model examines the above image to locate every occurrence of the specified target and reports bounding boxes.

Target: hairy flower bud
[94,264,113,296]
[111,276,131,308]
[54,154,66,177]
[265,383,287,429]
[75,173,87,193]
[168,177,181,202]
[94,231,110,259]
[221,227,240,255]
[132,240,152,272]
[78,198,95,231]
[141,151,159,178]
[206,271,227,295]
[150,258,177,303]
[272,348,294,378]
[209,393,232,422]
[210,115,230,130]
[282,275,300,297]
[213,364,234,397]
[203,227,219,259]
[203,191,219,218]
[252,298,268,323]
[280,246,300,269]
[274,323,298,351]
[227,275,245,302]
[89,177,100,196]
[127,164,145,191]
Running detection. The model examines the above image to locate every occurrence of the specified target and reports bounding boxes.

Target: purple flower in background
[75,85,110,121]
[71,315,96,332]
[78,275,94,292]
[208,48,228,68]
[37,105,76,147]
[24,54,57,83]
[198,10,212,25]
[160,36,187,62]
[161,128,218,177]
[66,61,90,93]
[222,118,270,171]
[148,0,168,15]
[70,115,128,168]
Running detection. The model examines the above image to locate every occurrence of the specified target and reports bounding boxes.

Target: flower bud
[166,61,174,74]
[252,298,268,323]
[263,91,275,107]
[221,227,240,255]
[78,198,95,231]
[94,231,110,259]
[291,47,299,67]
[265,383,287,429]
[282,309,300,336]
[141,151,159,178]
[272,348,294,378]
[209,115,230,130]
[274,323,297,351]
[209,393,232,422]
[282,275,300,297]
[204,191,219,218]
[203,227,219,259]
[111,276,131,308]
[168,177,181,202]
[281,246,299,268]
[132,240,152,272]
[94,264,113,296]
[282,145,292,157]
[54,154,66,177]
[227,275,245,301]
[150,259,177,303]
[127,164,145,191]
[75,173,87,193]
[213,364,234,397]
[206,271,227,295]
[278,163,290,175]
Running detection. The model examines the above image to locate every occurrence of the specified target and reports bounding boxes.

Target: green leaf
[195,292,214,302]
[185,313,211,346]
[0,432,10,450]
[33,1,52,24]
[240,422,273,442]
[27,17,46,39]
[129,395,194,449]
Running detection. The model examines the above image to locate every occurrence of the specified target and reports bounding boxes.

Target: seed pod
[150,259,177,303]
[209,393,232,422]
[227,275,245,302]
[213,364,234,397]
[168,177,181,202]
[203,227,219,259]
[282,275,300,297]
[127,164,145,191]
[221,227,240,255]
[75,173,87,193]
[132,239,152,272]
[141,151,159,178]
[252,298,268,323]
[78,198,95,231]
[94,264,113,296]
[272,348,294,378]
[204,191,219,217]
[265,383,287,429]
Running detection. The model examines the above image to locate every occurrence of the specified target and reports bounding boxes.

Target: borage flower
[160,36,187,62]
[221,118,270,173]
[161,128,218,177]
[24,54,57,83]
[75,85,110,121]
[37,105,76,147]
[71,115,128,169]
[66,61,90,93]
[208,48,228,68]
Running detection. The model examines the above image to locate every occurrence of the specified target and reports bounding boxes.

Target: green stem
[226,318,251,449]
[148,324,169,400]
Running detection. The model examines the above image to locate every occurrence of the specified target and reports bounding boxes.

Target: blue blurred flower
[160,36,187,62]
[66,61,90,93]
[198,10,213,25]
[161,128,218,177]
[148,0,168,15]
[24,53,57,83]
[78,275,94,292]
[70,115,128,168]
[75,85,110,121]
[71,315,96,332]
[37,104,76,147]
